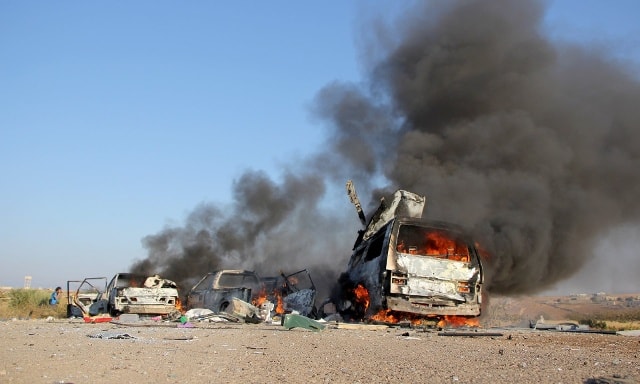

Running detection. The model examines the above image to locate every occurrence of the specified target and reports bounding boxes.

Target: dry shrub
[602,320,640,332]
[0,289,67,319]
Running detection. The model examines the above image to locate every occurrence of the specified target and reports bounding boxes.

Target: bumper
[386,296,481,316]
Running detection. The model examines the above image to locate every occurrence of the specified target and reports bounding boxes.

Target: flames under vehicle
[338,181,483,323]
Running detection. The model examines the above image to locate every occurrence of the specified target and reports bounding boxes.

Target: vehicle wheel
[219,302,229,313]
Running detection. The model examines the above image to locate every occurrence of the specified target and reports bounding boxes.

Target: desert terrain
[1,317,639,384]
[1,291,639,383]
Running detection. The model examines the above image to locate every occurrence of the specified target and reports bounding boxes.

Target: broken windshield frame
[396,224,472,262]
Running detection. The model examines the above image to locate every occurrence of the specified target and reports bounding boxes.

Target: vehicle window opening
[195,274,216,290]
[364,233,385,262]
[397,225,470,261]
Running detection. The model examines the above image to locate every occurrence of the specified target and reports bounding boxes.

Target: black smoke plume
[132,0,640,296]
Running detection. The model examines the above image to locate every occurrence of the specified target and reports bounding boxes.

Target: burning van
[337,181,483,324]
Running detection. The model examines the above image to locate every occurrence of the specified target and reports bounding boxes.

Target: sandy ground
[1,318,638,384]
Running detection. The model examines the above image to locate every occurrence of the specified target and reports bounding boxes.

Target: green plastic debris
[282,314,325,332]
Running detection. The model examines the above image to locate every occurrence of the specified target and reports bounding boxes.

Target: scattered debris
[533,316,581,331]
[334,323,388,331]
[83,315,113,323]
[584,375,635,384]
[528,316,620,334]
[163,336,195,341]
[225,298,261,323]
[87,332,136,339]
[438,331,504,337]
[564,329,618,335]
[259,301,274,323]
[282,314,325,332]
[185,308,215,319]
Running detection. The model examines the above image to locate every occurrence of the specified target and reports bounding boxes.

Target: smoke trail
[131,169,356,297]
[133,0,640,296]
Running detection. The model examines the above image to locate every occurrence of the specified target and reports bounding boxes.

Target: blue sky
[1,1,639,291]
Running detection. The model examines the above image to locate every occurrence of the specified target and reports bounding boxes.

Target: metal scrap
[282,314,325,331]
[88,332,136,339]
[438,331,504,337]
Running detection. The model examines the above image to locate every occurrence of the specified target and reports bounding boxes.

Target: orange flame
[251,288,285,314]
[252,288,268,308]
[175,297,184,313]
[370,309,434,325]
[275,293,284,314]
[371,309,398,323]
[353,284,370,311]
[423,231,470,261]
[437,315,480,328]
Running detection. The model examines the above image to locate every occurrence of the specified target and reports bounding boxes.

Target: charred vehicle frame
[66,273,180,317]
[186,269,318,318]
[337,181,484,323]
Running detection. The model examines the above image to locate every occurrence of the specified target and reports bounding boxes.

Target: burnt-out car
[185,270,263,313]
[337,182,484,323]
[186,269,318,318]
[105,273,180,316]
[66,273,180,317]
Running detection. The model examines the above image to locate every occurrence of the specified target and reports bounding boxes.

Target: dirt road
[1,319,638,383]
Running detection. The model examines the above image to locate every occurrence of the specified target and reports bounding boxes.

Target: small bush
[9,289,50,308]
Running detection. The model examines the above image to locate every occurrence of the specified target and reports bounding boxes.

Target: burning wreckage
[185,269,318,322]
[333,181,484,326]
[182,182,484,327]
[67,182,482,329]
